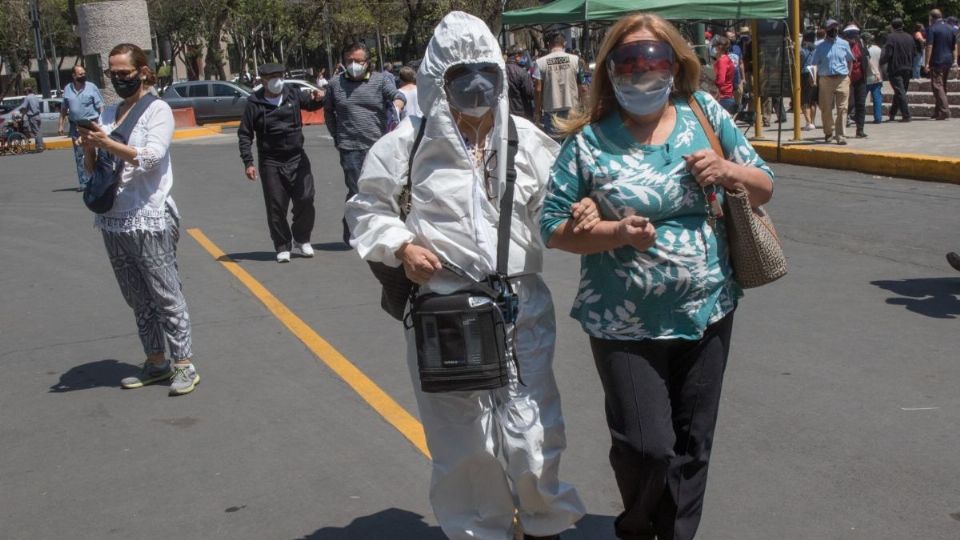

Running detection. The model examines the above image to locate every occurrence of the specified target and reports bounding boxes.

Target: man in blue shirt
[17,86,44,152]
[58,65,104,190]
[812,19,855,144]
[923,9,957,120]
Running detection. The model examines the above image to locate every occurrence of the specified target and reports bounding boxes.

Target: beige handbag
[688,96,787,289]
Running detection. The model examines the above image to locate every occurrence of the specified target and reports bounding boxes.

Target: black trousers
[887,70,912,120]
[259,152,315,252]
[590,313,734,540]
[849,79,867,132]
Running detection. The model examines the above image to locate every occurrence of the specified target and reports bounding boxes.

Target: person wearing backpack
[345,12,588,540]
[76,43,198,396]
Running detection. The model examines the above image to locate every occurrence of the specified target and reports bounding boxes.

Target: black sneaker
[947,252,960,272]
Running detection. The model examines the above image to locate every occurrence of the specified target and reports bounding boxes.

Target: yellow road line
[187,227,430,459]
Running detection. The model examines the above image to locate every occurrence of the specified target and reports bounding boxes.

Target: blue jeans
[540,109,570,139]
[912,53,923,79]
[28,116,44,151]
[339,148,368,244]
[69,123,87,187]
[718,97,738,115]
[866,83,883,123]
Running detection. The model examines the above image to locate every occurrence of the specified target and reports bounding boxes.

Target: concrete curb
[752,141,960,185]
[35,125,224,151]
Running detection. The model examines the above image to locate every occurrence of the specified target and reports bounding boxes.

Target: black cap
[259,63,285,76]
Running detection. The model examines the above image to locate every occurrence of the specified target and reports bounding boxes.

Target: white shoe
[802,124,813,131]
[295,242,314,257]
[277,251,291,263]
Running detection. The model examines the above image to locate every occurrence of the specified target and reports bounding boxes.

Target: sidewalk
[746,78,960,184]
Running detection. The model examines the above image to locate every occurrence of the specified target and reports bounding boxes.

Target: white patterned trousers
[101,209,192,361]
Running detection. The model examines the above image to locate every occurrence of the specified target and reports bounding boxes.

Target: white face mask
[610,70,674,117]
[266,78,284,94]
[346,61,367,79]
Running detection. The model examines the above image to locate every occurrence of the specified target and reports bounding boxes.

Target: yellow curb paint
[753,142,960,185]
[186,228,431,459]
[172,125,222,140]
[205,120,241,128]
[28,126,224,151]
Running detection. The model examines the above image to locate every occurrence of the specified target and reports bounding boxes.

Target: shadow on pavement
[49,359,139,392]
[312,242,352,252]
[295,508,444,539]
[220,252,277,262]
[871,278,960,319]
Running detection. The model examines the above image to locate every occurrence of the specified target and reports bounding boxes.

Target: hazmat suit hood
[346,11,562,286]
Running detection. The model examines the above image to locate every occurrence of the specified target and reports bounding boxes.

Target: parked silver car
[0,97,64,137]
[161,81,250,124]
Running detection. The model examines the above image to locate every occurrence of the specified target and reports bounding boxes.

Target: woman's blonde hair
[558,12,700,136]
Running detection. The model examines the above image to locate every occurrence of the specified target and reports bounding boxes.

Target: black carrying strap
[112,94,158,144]
[496,118,520,276]
[402,116,428,218]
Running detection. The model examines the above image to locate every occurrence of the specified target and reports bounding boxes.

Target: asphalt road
[1,127,958,540]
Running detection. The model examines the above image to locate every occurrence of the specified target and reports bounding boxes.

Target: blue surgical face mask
[610,70,674,117]
[518,58,529,67]
[446,69,501,118]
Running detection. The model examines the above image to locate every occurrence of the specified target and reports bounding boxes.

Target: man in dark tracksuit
[506,48,535,120]
[238,63,324,263]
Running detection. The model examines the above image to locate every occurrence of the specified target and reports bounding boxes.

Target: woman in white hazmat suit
[345,12,587,540]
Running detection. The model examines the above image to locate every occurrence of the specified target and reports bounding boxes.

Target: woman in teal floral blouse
[540,13,774,540]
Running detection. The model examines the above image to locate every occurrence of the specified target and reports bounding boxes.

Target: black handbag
[365,116,427,321]
[83,94,158,214]
[408,118,521,393]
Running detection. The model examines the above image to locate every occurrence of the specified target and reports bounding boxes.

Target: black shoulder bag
[365,116,428,321]
[406,118,521,393]
[83,94,158,214]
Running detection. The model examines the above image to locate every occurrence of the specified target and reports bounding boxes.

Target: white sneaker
[277,251,291,263]
[295,242,314,257]
[802,124,813,131]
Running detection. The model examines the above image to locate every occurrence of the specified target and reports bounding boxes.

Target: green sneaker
[169,364,200,396]
[121,360,174,389]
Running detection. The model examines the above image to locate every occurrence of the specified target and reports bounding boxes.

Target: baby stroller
[0,114,29,155]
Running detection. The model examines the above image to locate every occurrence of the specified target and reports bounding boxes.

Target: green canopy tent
[502,0,799,143]
[502,0,787,25]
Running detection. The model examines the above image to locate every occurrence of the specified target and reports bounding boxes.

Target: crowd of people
[797,10,959,144]
[52,7,958,540]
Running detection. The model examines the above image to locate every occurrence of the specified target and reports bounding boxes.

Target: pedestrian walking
[506,47,536,120]
[324,42,406,245]
[924,9,957,120]
[844,23,871,138]
[58,65,104,190]
[864,32,884,124]
[882,18,916,122]
[812,19,855,144]
[534,33,587,138]
[800,32,820,130]
[315,67,328,90]
[540,12,774,540]
[346,12,587,539]
[76,43,198,396]
[397,66,422,120]
[17,86,44,152]
[913,23,927,79]
[237,63,324,263]
[713,36,738,114]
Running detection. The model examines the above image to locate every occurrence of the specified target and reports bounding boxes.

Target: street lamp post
[30,0,52,98]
